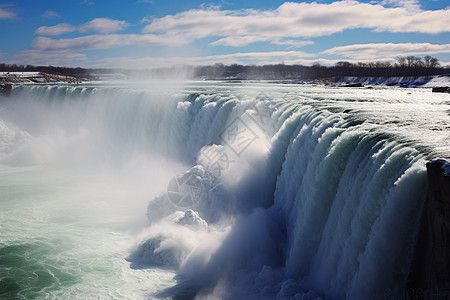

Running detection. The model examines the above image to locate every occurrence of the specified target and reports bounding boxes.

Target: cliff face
[408,159,450,297]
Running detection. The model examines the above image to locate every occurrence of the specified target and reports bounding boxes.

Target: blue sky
[1,0,449,68]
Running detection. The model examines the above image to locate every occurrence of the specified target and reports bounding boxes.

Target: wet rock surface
[408,159,450,297]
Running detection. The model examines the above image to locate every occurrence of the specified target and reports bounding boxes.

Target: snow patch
[339,75,450,88]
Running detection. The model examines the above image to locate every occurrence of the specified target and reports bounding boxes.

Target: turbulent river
[0,81,449,299]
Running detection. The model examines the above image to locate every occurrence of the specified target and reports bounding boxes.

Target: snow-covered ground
[423,75,450,87]
[338,74,450,88]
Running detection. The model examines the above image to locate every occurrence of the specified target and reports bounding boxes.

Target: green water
[0,166,176,299]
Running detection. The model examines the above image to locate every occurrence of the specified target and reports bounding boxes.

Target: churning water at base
[0,81,449,299]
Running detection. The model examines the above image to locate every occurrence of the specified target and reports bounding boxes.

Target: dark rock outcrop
[340,82,364,87]
[432,87,450,93]
[0,83,12,96]
[408,159,450,297]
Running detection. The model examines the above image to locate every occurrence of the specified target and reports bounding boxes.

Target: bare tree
[424,55,440,68]
[396,56,407,67]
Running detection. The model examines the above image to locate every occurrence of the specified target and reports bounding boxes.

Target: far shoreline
[1,70,449,96]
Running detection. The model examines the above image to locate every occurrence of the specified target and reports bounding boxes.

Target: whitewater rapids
[0,81,449,299]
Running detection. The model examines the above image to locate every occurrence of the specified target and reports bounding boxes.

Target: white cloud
[31,34,188,51]
[42,10,61,19]
[322,43,450,59]
[210,36,270,47]
[380,0,421,11]
[35,23,76,36]
[95,50,316,68]
[210,35,314,48]
[140,16,153,24]
[10,50,87,66]
[79,18,128,34]
[34,18,129,36]
[0,7,16,19]
[80,0,95,6]
[271,39,314,48]
[142,1,450,47]
[211,50,315,61]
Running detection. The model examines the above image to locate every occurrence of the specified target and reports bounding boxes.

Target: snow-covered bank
[0,71,84,84]
[338,74,450,88]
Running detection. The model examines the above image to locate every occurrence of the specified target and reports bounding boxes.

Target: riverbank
[0,71,85,84]
[0,72,87,96]
[337,74,450,88]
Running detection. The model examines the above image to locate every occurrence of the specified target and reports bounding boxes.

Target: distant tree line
[1,56,448,81]
[332,56,444,78]
[194,56,448,80]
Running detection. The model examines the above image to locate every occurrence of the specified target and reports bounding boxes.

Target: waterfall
[3,83,431,299]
